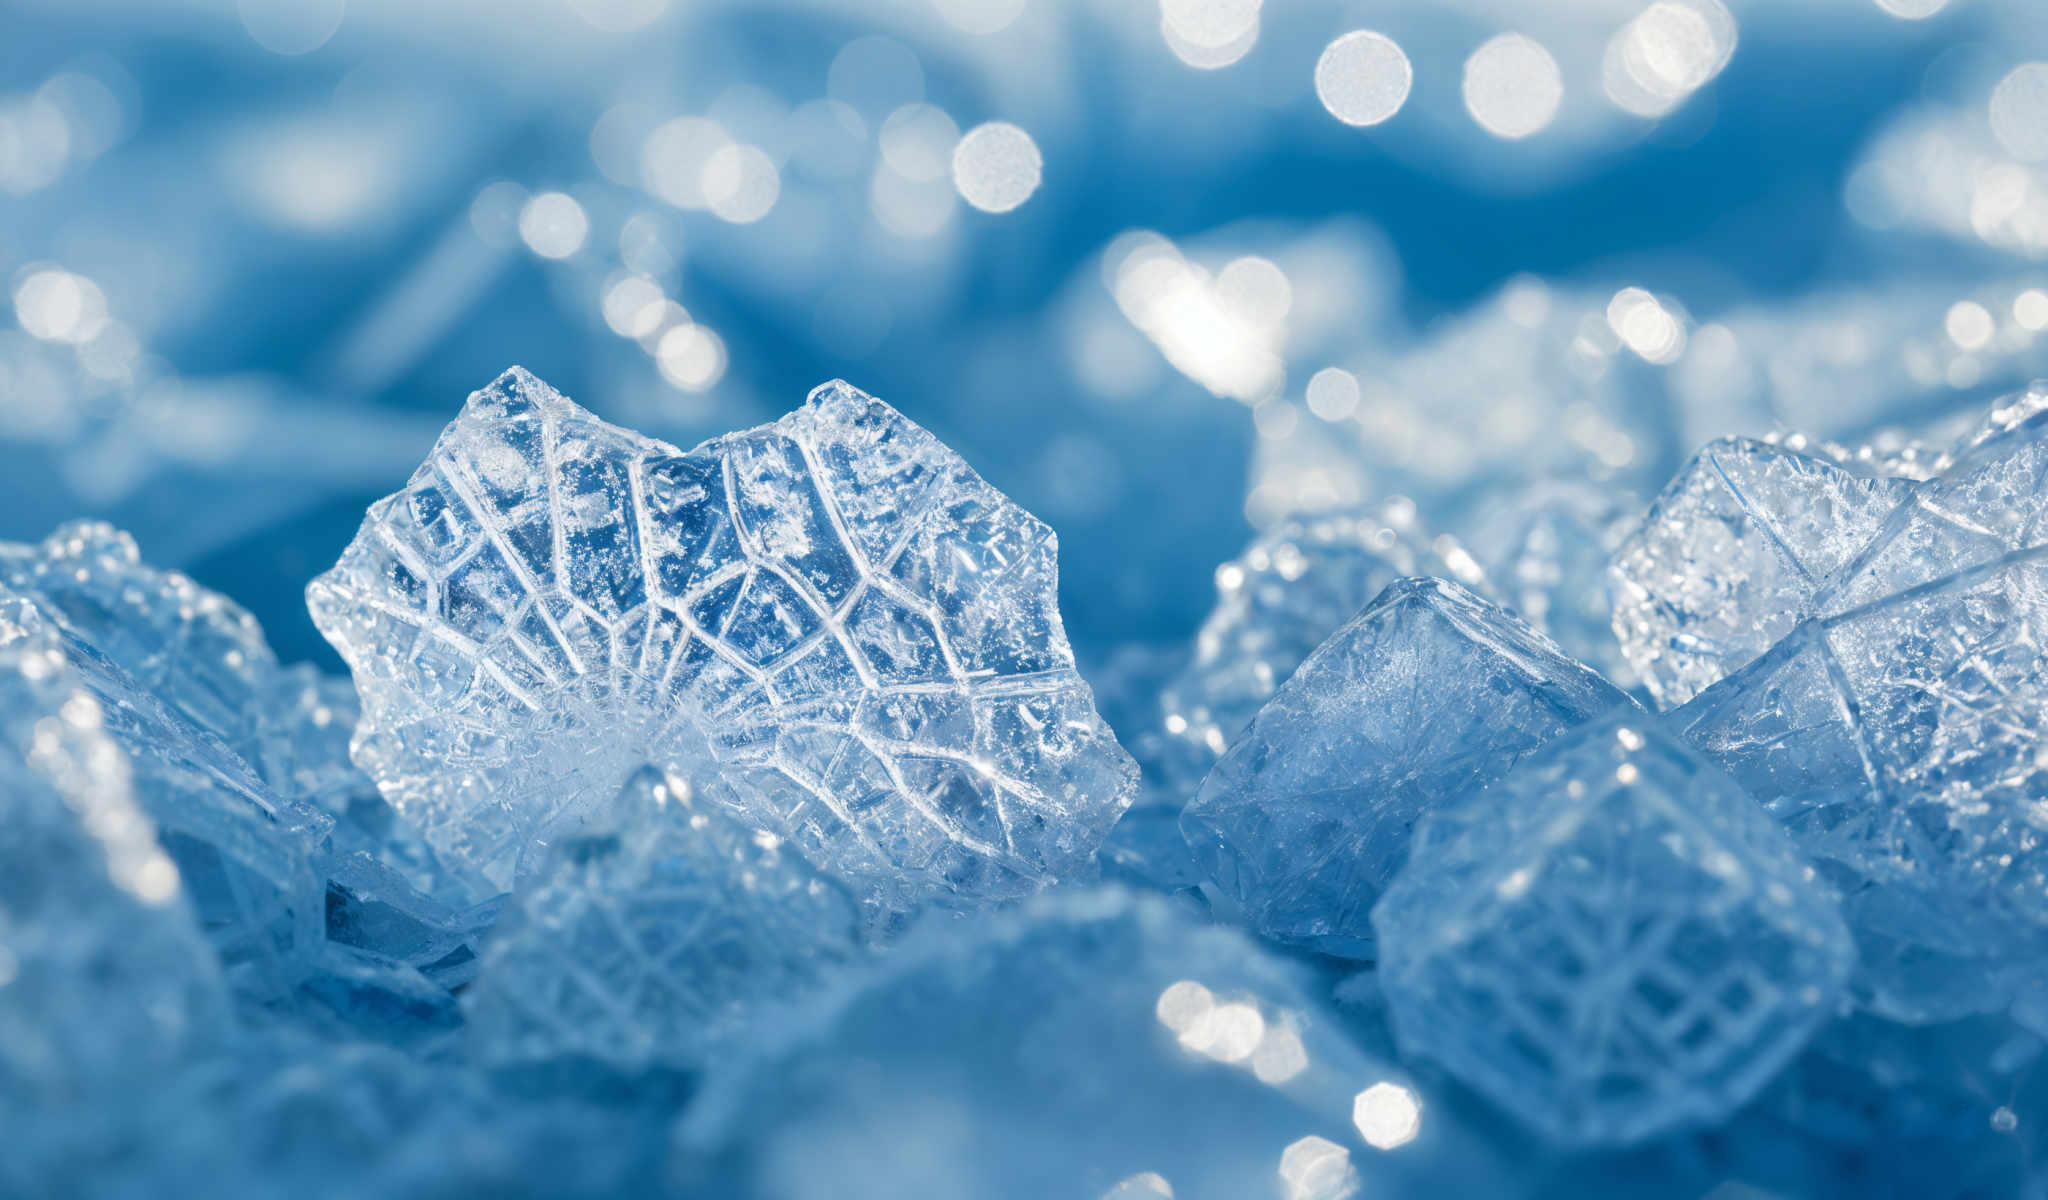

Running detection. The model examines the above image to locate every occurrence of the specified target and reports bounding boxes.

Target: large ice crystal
[464,764,858,1070]
[1610,438,1918,707]
[675,887,1518,1200]
[1156,505,1486,800]
[308,368,1135,907]
[1179,577,1633,957]
[1373,716,1853,1146]
[0,593,227,1190]
[1663,389,2048,1017]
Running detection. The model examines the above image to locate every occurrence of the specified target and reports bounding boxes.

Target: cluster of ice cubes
[7,366,2048,1197]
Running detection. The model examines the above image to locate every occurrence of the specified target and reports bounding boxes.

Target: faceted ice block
[1675,550,2048,1019]
[1157,505,1486,799]
[675,887,1517,1200]
[0,593,227,1189]
[464,764,858,1070]
[1374,716,1853,1146]
[308,368,1135,909]
[1180,577,1633,957]
[1610,438,1916,707]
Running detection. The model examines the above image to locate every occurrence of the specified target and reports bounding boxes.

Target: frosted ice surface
[0,593,227,1189]
[675,888,1517,1200]
[1157,505,1486,799]
[1179,577,1633,957]
[1610,438,1917,707]
[1466,479,1638,689]
[465,764,858,1070]
[308,368,1135,907]
[1374,716,1851,1145]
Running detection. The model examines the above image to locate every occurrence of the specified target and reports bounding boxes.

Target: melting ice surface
[309,367,1136,911]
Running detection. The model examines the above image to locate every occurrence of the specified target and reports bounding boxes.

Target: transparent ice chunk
[1373,716,1852,1145]
[1180,577,1634,957]
[308,368,1135,910]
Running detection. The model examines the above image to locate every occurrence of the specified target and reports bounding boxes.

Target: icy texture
[309,368,1134,907]
[129,1039,676,1199]
[676,887,1516,1200]
[465,764,858,1070]
[1180,577,1633,957]
[1466,479,1638,689]
[1610,438,1917,707]
[0,523,331,1001]
[0,522,489,1031]
[1374,717,1853,1146]
[0,593,227,1189]
[1671,394,2048,1017]
[1157,505,1486,798]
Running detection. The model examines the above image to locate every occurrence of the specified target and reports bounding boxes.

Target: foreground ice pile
[7,367,2048,1197]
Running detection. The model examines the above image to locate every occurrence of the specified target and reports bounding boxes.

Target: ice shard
[308,368,1136,909]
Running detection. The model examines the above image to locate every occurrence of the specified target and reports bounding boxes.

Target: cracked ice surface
[308,368,1135,907]
[1374,716,1853,1146]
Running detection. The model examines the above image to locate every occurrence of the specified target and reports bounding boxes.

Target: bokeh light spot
[1315,31,1411,127]
[519,191,589,259]
[952,121,1042,213]
[1990,63,2048,163]
[1463,34,1564,140]
[1352,1082,1423,1149]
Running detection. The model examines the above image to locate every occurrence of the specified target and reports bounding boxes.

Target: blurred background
[3,0,2046,673]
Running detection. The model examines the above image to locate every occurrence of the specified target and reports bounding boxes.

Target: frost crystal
[1180,577,1633,957]
[465,764,858,1069]
[1157,505,1485,798]
[308,368,1135,907]
[1374,716,1852,1146]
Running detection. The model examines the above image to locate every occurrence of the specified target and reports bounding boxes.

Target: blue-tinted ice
[1180,577,1634,957]
[464,764,858,1070]
[1155,504,1486,800]
[309,368,1135,911]
[0,593,227,1190]
[1665,387,2048,1018]
[1373,716,1853,1145]
[675,887,1517,1200]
